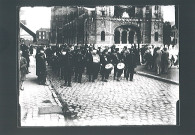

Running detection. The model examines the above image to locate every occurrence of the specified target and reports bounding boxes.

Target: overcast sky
[20,5,175,34]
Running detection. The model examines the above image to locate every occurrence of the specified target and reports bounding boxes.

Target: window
[43,36,45,39]
[155,32,158,41]
[155,6,158,10]
[39,36,41,39]
[146,6,149,11]
[101,31,105,41]
[114,30,120,44]
[42,32,45,35]
[122,31,127,44]
[39,32,41,35]
[101,11,105,16]
[129,31,135,44]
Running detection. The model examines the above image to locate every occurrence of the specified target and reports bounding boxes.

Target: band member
[121,46,128,78]
[51,52,60,75]
[115,52,125,81]
[60,47,73,87]
[125,48,136,81]
[36,49,47,85]
[91,50,100,82]
[74,49,85,83]
[86,47,93,82]
[110,50,118,80]
[100,49,113,82]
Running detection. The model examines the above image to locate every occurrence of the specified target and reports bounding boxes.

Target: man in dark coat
[36,49,47,85]
[100,49,113,82]
[86,47,93,82]
[29,45,33,55]
[45,46,53,66]
[74,49,85,83]
[87,49,101,82]
[121,46,128,78]
[125,48,137,81]
[161,48,169,74]
[60,47,73,87]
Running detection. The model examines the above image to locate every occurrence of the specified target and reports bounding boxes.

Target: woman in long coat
[19,50,27,90]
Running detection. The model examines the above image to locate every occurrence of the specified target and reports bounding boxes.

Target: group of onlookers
[142,45,179,75]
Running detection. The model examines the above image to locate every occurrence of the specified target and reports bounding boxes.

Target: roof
[37,28,50,32]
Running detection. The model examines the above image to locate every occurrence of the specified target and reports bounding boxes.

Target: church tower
[150,5,164,45]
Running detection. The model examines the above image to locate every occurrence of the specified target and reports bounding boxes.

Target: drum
[105,63,113,69]
[117,63,125,70]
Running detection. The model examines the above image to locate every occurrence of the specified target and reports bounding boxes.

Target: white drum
[117,63,125,70]
[105,63,113,69]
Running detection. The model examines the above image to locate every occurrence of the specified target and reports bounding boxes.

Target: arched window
[114,30,120,44]
[129,31,135,44]
[155,32,159,41]
[101,31,105,41]
[122,31,127,44]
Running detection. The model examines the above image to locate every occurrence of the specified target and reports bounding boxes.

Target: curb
[47,80,63,107]
[136,71,179,85]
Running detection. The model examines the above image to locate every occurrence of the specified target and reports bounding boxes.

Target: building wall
[50,6,164,46]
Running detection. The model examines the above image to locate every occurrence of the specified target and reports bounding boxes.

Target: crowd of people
[19,43,179,89]
[35,44,139,87]
[19,44,32,90]
[141,45,179,75]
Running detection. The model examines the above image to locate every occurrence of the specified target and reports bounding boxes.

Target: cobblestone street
[47,66,179,126]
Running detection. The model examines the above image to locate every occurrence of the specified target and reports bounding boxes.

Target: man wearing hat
[60,47,73,87]
[74,47,85,83]
[125,48,136,81]
[36,48,47,85]
[100,49,113,82]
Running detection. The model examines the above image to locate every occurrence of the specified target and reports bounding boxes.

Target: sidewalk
[136,64,179,85]
[19,54,66,126]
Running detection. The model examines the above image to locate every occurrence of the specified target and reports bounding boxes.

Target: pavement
[136,64,179,85]
[19,54,66,126]
[47,65,179,126]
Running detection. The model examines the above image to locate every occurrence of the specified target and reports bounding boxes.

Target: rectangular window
[155,6,158,10]
[43,36,45,39]
[39,36,41,39]
[42,32,45,35]
[101,11,105,16]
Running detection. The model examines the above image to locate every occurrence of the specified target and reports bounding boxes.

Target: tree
[163,21,172,47]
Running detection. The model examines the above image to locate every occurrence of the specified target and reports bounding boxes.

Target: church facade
[50,6,164,48]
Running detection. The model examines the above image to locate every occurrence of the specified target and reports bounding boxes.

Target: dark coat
[161,51,169,65]
[36,53,47,76]
[75,52,85,73]
[60,52,73,72]
[125,52,136,69]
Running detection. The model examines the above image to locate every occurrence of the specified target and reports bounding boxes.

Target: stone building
[36,28,50,45]
[50,6,164,48]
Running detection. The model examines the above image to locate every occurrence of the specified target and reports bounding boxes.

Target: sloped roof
[38,28,50,32]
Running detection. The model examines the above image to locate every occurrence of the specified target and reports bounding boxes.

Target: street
[47,61,179,125]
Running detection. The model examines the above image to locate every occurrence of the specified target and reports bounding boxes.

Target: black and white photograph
[18,5,179,126]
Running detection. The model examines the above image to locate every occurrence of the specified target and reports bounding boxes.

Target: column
[120,30,122,44]
[127,31,129,44]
